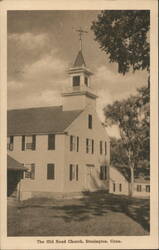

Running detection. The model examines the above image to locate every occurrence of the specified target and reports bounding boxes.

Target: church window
[24,163,35,179]
[146,185,150,192]
[137,185,142,192]
[70,135,79,152]
[69,164,78,181]
[84,76,88,86]
[100,165,107,180]
[7,136,14,151]
[88,114,92,129]
[48,134,55,150]
[22,135,36,151]
[73,75,80,87]
[47,163,55,180]
[86,138,94,154]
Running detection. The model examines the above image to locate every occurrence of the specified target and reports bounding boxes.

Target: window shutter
[31,164,35,179]
[77,136,79,152]
[52,134,55,150]
[70,136,73,151]
[10,136,14,144]
[105,166,107,179]
[22,136,25,151]
[92,140,94,154]
[32,135,36,150]
[105,141,107,155]
[100,141,103,154]
[76,165,78,181]
[47,164,55,180]
[113,183,116,192]
[86,138,89,153]
[100,166,103,180]
[88,114,92,129]
[70,164,73,181]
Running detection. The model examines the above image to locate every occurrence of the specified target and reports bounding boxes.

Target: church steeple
[73,50,86,68]
[62,30,98,111]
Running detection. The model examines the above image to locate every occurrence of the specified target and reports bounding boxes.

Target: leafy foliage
[105,86,150,172]
[91,10,150,74]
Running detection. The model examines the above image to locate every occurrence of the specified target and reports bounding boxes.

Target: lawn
[7,191,150,236]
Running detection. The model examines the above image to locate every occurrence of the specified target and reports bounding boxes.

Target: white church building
[7,49,111,200]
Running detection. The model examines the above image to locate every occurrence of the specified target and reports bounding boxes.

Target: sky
[7,10,148,137]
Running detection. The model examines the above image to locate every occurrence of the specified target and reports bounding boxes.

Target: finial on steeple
[76,27,88,51]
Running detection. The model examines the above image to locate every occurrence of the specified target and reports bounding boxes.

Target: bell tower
[62,28,97,111]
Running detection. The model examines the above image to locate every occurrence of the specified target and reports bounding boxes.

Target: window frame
[86,138,94,154]
[70,135,79,152]
[23,163,35,180]
[22,135,36,151]
[69,164,78,181]
[137,184,142,192]
[146,185,150,192]
[100,165,107,180]
[84,76,88,87]
[48,134,55,150]
[47,163,55,180]
[73,75,80,87]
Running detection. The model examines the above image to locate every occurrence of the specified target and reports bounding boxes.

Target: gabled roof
[7,155,27,171]
[8,106,83,135]
[73,50,86,67]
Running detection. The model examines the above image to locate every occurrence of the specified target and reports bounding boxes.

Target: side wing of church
[7,49,110,200]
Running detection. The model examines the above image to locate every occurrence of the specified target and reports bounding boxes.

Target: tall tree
[104,87,150,196]
[91,10,150,75]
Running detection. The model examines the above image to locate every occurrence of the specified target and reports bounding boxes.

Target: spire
[73,50,86,67]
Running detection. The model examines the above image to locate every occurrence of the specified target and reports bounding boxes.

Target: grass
[7,191,149,236]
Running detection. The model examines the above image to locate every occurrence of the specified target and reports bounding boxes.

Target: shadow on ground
[19,191,150,232]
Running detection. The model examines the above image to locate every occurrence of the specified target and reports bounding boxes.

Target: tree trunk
[129,166,134,197]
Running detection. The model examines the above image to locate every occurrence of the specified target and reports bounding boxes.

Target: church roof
[7,155,27,171]
[8,106,83,135]
[73,50,86,67]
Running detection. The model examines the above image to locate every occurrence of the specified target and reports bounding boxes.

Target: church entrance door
[86,165,96,191]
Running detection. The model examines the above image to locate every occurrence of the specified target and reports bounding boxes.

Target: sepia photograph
[0,0,158,249]
[7,9,151,237]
